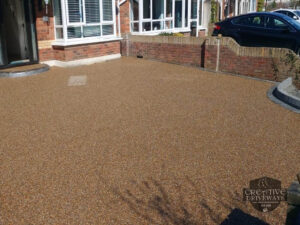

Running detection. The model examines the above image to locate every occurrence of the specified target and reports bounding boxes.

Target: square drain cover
[68,75,87,86]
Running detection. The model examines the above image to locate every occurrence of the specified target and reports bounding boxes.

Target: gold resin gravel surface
[0,58,299,225]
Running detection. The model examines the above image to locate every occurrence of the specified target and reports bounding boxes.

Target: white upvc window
[53,0,117,44]
[130,0,204,34]
[189,0,204,30]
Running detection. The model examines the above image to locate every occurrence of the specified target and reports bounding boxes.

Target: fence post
[216,37,220,72]
[286,174,300,225]
[125,33,129,57]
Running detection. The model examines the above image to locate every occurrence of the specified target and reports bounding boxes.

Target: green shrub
[257,0,264,12]
[211,0,217,24]
[159,32,184,37]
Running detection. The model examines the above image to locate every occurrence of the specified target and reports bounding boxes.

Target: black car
[273,9,300,21]
[212,12,300,54]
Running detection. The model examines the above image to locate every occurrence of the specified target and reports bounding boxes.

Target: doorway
[0,0,38,69]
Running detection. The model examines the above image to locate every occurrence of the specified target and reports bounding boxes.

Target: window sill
[131,28,191,35]
[52,37,123,47]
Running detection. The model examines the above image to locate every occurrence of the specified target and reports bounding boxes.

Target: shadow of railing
[111,177,270,225]
[219,208,269,225]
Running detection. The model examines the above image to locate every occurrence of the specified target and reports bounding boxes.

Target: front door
[0,0,38,69]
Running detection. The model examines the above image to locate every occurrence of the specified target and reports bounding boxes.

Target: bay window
[53,0,116,43]
[130,0,205,34]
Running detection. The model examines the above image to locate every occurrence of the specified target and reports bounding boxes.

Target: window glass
[129,0,192,33]
[295,11,300,16]
[102,24,114,35]
[191,21,196,28]
[175,0,182,27]
[142,22,151,31]
[286,11,295,18]
[266,16,289,29]
[153,0,164,19]
[275,10,285,16]
[153,21,164,30]
[191,0,197,19]
[83,25,101,37]
[282,15,300,30]
[232,16,264,27]
[232,16,250,25]
[165,20,173,29]
[68,0,83,23]
[131,22,139,31]
[184,0,188,27]
[199,0,203,25]
[56,28,64,38]
[85,0,100,23]
[143,0,151,18]
[250,0,256,11]
[53,0,116,40]
[53,0,63,25]
[67,27,82,38]
[130,0,139,21]
[250,16,264,27]
[166,0,172,17]
[103,0,113,21]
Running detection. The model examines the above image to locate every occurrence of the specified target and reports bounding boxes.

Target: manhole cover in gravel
[68,75,87,86]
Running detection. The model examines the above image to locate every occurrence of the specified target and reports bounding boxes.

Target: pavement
[0,57,299,225]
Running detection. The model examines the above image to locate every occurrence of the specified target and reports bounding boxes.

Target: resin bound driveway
[0,58,299,225]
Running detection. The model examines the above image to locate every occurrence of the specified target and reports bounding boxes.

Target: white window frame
[197,0,204,28]
[130,0,206,34]
[53,0,119,45]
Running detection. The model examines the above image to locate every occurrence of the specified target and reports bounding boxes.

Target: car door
[264,15,297,50]
[238,15,268,47]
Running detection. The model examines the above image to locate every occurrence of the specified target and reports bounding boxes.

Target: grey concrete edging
[267,83,300,114]
[0,64,49,78]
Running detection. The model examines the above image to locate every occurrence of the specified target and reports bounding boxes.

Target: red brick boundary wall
[121,35,206,67]
[121,35,295,82]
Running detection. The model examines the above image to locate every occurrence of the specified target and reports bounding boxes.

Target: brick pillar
[120,0,130,34]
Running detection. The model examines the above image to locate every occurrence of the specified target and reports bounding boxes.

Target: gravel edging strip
[0,64,49,78]
[267,85,300,114]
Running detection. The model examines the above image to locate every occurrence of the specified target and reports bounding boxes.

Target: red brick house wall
[34,0,55,41]
[120,0,131,34]
[33,0,121,62]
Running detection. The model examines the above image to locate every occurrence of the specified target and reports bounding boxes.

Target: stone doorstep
[0,64,49,78]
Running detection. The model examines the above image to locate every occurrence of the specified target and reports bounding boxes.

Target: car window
[232,16,250,25]
[279,14,300,30]
[251,16,264,27]
[232,15,264,27]
[266,16,289,29]
[295,11,300,16]
[276,10,287,15]
[286,11,296,18]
